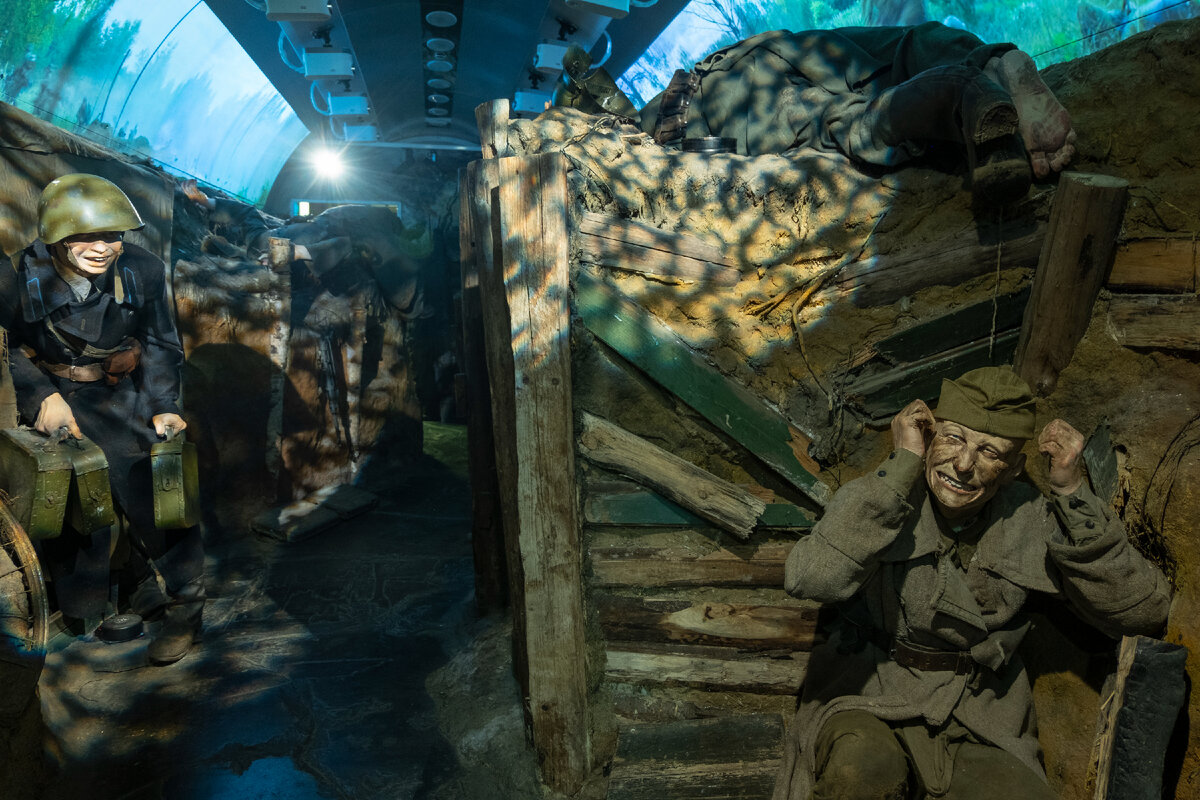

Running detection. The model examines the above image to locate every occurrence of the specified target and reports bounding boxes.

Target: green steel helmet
[37,173,144,244]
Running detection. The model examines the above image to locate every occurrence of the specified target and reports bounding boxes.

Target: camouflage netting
[510,18,1200,800]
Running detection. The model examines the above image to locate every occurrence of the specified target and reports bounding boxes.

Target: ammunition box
[0,428,71,539]
[151,435,200,529]
[65,436,116,535]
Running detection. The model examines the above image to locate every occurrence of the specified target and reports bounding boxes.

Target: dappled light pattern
[507,105,1041,474]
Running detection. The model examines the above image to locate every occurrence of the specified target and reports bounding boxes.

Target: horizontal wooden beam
[608,714,784,800]
[608,762,778,800]
[589,538,796,588]
[869,288,1030,364]
[595,594,819,651]
[579,412,764,540]
[1106,294,1200,350]
[1108,238,1197,292]
[584,485,816,529]
[579,233,741,286]
[845,330,1020,423]
[578,212,735,266]
[576,271,830,506]
[605,644,808,694]
[819,225,1045,307]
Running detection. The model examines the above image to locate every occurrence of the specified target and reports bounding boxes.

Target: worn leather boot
[148,582,205,666]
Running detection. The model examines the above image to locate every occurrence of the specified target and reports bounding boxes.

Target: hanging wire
[1032,0,1195,58]
[112,0,204,132]
[593,29,613,68]
[278,28,305,73]
[242,0,266,9]
[311,82,333,116]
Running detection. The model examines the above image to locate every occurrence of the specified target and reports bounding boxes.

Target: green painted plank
[586,489,815,529]
[576,271,830,506]
[846,331,1020,422]
[872,287,1031,364]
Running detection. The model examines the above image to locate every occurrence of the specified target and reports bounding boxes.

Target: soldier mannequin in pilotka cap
[0,174,205,665]
[773,366,1171,800]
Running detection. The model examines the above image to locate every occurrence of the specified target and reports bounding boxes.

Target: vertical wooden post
[475,99,511,160]
[483,153,590,792]
[265,237,293,500]
[1014,172,1128,396]
[459,161,508,613]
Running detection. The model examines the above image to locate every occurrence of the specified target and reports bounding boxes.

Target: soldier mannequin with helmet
[0,173,204,665]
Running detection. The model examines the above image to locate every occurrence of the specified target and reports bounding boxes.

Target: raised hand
[1037,418,1085,495]
[891,399,936,457]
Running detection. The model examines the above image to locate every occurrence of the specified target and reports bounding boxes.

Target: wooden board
[584,487,815,529]
[459,162,507,612]
[589,538,796,588]
[487,153,589,792]
[605,644,808,694]
[1107,238,1197,292]
[819,225,1045,308]
[608,714,783,800]
[575,270,830,506]
[595,594,818,650]
[578,212,735,266]
[845,330,1020,422]
[607,763,778,800]
[1015,172,1129,395]
[474,99,509,159]
[870,288,1030,364]
[579,412,765,540]
[578,232,742,285]
[1106,293,1200,351]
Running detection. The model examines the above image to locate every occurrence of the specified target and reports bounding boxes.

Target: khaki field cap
[38,173,144,244]
[936,366,1036,439]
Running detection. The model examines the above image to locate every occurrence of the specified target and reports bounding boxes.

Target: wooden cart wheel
[0,499,49,663]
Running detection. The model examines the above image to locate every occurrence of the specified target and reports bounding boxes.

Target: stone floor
[32,422,538,800]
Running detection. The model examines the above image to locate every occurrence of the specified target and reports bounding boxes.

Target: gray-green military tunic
[639,22,1015,164]
[773,448,1171,799]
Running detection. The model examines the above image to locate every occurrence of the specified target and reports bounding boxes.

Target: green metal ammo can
[150,428,200,529]
[64,436,116,535]
[0,428,71,539]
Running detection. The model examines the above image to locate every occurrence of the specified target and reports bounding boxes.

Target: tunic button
[1085,520,1096,529]
[888,452,896,460]
[877,470,886,477]
[1068,497,1084,509]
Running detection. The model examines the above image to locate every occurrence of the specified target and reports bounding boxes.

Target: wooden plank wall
[468,145,591,792]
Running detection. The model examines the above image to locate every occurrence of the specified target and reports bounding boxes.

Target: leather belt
[891,638,976,675]
[39,361,104,382]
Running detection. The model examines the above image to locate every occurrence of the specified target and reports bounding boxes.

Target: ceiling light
[426,117,451,127]
[426,37,455,53]
[426,56,454,72]
[427,107,449,116]
[425,10,457,27]
[427,77,452,90]
[311,147,344,179]
[428,93,450,103]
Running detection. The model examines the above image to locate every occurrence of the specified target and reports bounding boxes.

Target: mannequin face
[924,421,1024,520]
[58,231,124,276]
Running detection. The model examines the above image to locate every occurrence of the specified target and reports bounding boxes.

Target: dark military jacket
[0,240,183,427]
[773,448,1171,800]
